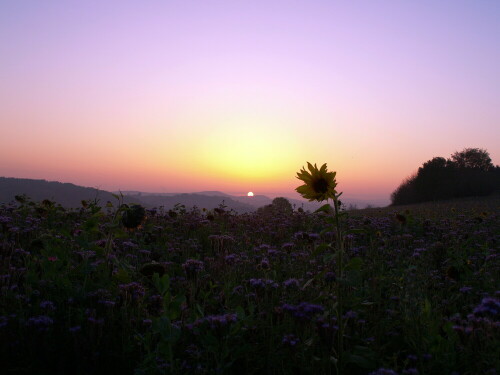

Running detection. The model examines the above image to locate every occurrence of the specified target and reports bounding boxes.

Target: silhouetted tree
[390,173,418,204]
[271,197,293,214]
[450,148,493,171]
[257,197,293,216]
[391,148,499,205]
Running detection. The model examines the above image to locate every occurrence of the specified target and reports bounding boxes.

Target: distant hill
[0,177,253,212]
[0,177,140,208]
[195,191,231,197]
[0,177,385,212]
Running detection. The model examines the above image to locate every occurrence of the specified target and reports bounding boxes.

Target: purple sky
[1,1,498,206]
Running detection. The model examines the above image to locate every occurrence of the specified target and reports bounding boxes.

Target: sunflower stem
[333,197,344,371]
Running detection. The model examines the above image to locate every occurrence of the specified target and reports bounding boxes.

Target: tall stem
[333,197,344,370]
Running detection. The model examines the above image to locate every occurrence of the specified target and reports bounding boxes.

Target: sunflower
[296,162,338,202]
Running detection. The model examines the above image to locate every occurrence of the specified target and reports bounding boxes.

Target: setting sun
[247,192,254,197]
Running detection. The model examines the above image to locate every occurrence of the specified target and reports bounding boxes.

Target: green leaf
[345,354,375,369]
[113,268,131,283]
[345,346,376,369]
[324,216,335,224]
[196,304,204,317]
[152,273,170,296]
[345,257,363,271]
[159,274,170,296]
[312,243,330,256]
[236,306,246,319]
[423,299,431,316]
[323,253,335,263]
[320,228,331,236]
[315,204,332,213]
[152,272,160,290]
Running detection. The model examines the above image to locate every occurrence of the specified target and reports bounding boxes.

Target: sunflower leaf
[315,204,332,213]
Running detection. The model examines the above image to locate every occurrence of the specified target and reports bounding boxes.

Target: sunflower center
[312,177,329,194]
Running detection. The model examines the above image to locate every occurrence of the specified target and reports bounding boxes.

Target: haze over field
[1,1,499,206]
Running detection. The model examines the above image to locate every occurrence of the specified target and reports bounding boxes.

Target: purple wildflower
[27,315,54,332]
[282,302,324,320]
[39,300,56,311]
[69,325,81,333]
[283,278,300,288]
[119,282,146,301]
[473,297,499,318]
[369,369,398,375]
[190,313,237,330]
[282,334,300,347]
[182,259,205,278]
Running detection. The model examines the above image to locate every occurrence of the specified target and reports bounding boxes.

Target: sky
[0,0,498,206]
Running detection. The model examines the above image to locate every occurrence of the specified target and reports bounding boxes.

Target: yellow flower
[295,162,338,202]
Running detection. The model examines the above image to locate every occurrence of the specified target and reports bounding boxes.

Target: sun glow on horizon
[247,191,254,196]
[192,117,303,183]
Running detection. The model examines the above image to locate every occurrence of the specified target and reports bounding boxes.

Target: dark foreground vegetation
[0,196,498,374]
[391,148,499,205]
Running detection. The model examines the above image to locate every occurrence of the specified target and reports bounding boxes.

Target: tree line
[391,148,500,205]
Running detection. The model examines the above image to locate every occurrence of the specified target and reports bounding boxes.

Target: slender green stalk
[333,197,344,371]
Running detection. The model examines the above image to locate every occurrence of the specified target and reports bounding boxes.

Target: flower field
[0,196,498,374]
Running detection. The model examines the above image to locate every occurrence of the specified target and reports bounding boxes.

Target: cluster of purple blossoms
[411,248,428,258]
[231,285,244,295]
[473,297,499,318]
[248,278,279,289]
[88,316,105,325]
[182,259,205,278]
[118,282,146,301]
[98,299,116,307]
[188,313,237,330]
[39,300,56,311]
[369,369,398,375]
[93,239,107,247]
[402,369,419,375]
[293,232,306,241]
[283,278,300,289]
[259,258,270,269]
[14,248,30,256]
[122,240,138,249]
[27,315,54,332]
[68,325,81,333]
[282,302,324,320]
[224,254,239,265]
[282,334,300,347]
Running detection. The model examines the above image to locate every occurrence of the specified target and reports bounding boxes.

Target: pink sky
[1,1,498,206]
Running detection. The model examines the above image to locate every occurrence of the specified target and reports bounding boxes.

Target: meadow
[0,195,498,374]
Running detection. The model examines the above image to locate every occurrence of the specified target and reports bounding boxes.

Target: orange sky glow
[1,1,499,206]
